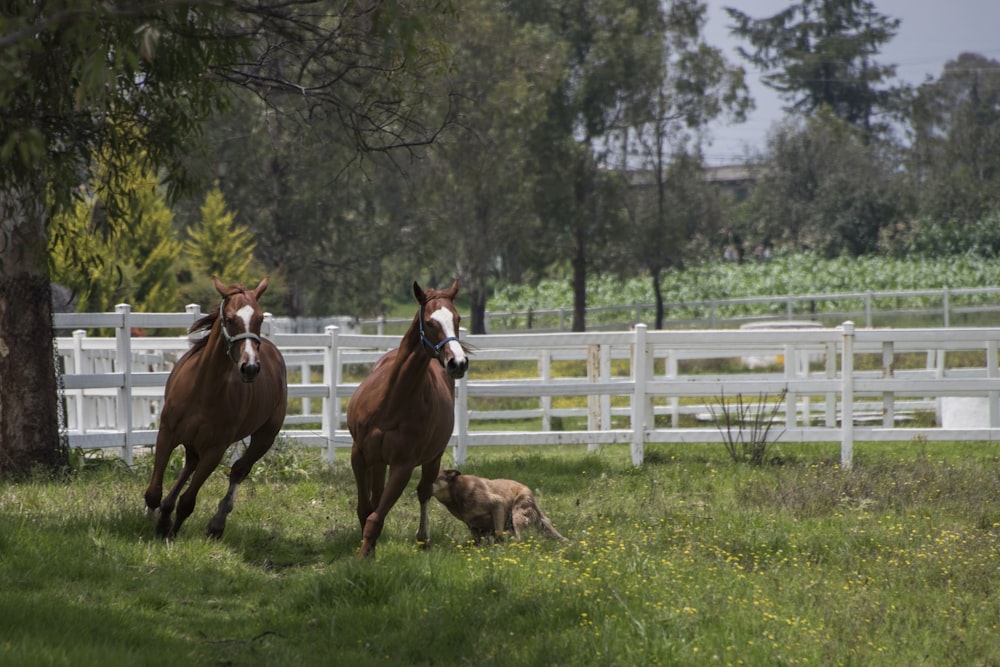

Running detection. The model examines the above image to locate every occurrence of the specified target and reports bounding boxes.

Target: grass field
[2,441,999,666]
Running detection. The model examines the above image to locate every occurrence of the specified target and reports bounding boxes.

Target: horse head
[414,279,469,380]
[214,276,269,382]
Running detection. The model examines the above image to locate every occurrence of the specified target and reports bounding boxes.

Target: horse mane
[187,283,251,353]
[187,311,218,353]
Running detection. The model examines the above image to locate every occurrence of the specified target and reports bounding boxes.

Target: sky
[701,0,1000,165]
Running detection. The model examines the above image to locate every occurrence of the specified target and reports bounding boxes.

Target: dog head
[431,468,462,502]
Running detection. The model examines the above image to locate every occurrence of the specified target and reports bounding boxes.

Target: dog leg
[491,503,508,542]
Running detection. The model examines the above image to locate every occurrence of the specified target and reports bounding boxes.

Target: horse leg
[169,448,226,539]
[358,464,413,559]
[144,431,180,514]
[351,447,377,529]
[414,455,443,547]
[206,433,275,539]
[154,448,198,538]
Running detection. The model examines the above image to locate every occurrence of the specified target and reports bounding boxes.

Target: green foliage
[880,211,1000,259]
[3,444,1000,665]
[736,111,906,257]
[49,162,182,313]
[907,53,1000,223]
[404,0,567,332]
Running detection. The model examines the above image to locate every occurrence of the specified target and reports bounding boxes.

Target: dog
[431,468,566,543]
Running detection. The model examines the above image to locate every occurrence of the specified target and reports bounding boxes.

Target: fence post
[881,341,895,428]
[454,327,469,466]
[988,339,999,428]
[323,325,339,463]
[115,304,134,466]
[600,343,612,432]
[784,343,798,426]
[185,303,203,329]
[840,321,855,469]
[587,344,600,443]
[540,350,552,431]
[72,329,86,433]
[824,342,837,427]
[631,324,649,466]
[666,351,680,428]
[942,288,950,327]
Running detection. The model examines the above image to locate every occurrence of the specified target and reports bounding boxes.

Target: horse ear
[413,281,426,305]
[213,276,228,297]
[253,276,269,299]
[444,278,459,299]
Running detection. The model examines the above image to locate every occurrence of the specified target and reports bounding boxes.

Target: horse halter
[218,297,261,363]
[418,305,460,368]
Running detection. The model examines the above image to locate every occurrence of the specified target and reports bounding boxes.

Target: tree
[625,152,726,328]
[0,1,456,475]
[614,0,751,329]
[1,2,239,474]
[51,160,186,313]
[507,0,667,331]
[906,53,1000,225]
[406,0,566,334]
[726,0,902,142]
[736,111,903,257]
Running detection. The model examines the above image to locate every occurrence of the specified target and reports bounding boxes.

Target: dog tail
[530,501,567,541]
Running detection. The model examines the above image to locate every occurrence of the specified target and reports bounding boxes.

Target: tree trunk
[572,223,587,332]
[468,284,487,335]
[652,268,665,330]
[0,191,67,476]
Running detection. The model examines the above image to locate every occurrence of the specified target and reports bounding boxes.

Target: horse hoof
[206,518,226,539]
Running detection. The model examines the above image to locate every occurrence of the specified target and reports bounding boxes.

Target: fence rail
[54,304,1000,469]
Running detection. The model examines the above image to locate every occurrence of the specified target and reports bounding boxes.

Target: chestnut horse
[144,277,287,539]
[348,280,469,558]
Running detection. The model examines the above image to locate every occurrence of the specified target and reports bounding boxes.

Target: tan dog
[431,469,566,543]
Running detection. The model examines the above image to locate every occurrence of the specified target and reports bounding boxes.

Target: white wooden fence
[54,305,1000,469]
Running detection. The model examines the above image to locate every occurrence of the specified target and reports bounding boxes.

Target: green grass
[3,442,1000,665]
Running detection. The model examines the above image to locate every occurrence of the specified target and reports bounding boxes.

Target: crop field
[487,253,1000,329]
[2,440,1000,666]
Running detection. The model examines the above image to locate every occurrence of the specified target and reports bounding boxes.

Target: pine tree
[49,162,182,314]
[179,183,264,306]
[727,0,902,142]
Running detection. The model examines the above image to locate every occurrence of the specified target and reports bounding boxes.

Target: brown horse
[144,277,287,539]
[348,280,469,558]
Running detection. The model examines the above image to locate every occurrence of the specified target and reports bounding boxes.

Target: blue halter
[418,305,460,367]
[219,298,261,363]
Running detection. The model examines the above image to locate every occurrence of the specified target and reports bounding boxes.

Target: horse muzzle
[240,361,261,383]
[446,356,468,380]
